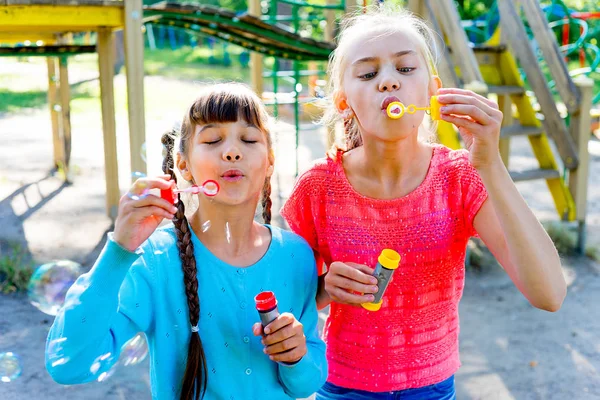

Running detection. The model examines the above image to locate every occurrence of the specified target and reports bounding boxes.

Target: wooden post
[423,0,460,87]
[46,57,62,170]
[429,0,484,86]
[497,0,578,169]
[58,55,72,181]
[324,0,337,149]
[568,77,593,253]
[249,0,263,95]
[408,0,425,16]
[124,0,147,179]
[498,94,512,167]
[98,27,121,220]
[520,0,580,113]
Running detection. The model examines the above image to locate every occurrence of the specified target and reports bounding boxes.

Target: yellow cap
[430,96,441,121]
[361,300,382,311]
[378,249,401,270]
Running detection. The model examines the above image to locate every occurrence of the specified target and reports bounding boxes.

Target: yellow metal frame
[486,28,576,221]
[0,6,124,34]
[438,27,576,221]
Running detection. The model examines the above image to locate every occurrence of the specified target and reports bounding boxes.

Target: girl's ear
[429,75,442,97]
[334,90,354,119]
[266,149,275,178]
[176,153,193,181]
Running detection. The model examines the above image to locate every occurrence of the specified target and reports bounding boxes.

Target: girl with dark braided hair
[45,83,327,400]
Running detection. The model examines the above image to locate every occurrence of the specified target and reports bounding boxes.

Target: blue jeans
[316,375,456,400]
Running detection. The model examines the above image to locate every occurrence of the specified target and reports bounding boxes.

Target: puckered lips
[221,169,244,182]
[381,96,401,112]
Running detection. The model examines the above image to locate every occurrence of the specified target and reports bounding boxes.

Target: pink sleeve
[459,153,488,238]
[280,171,325,275]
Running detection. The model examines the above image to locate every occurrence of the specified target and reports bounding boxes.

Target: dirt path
[1,62,599,399]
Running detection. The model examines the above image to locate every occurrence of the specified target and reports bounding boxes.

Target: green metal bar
[270,0,279,119]
[152,20,327,61]
[0,45,96,57]
[145,10,332,59]
[293,4,301,177]
[275,0,346,10]
[263,69,327,77]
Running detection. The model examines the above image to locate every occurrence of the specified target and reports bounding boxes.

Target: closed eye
[204,139,221,145]
[242,140,257,144]
[359,71,377,80]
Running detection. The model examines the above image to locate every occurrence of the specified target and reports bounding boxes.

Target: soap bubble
[140,143,147,164]
[0,352,22,382]
[128,172,150,200]
[28,260,83,316]
[119,333,148,367]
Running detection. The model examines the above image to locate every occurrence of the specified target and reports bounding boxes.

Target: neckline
[187,223,276,270]
[336,144,438,203]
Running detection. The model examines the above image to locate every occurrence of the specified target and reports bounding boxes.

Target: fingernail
[371,278,378,285]
[171,206,178,213]
[264,328,270,334]
[261,339,265,345]
[263,348,267,354]
[371,286,379,293]
[441,106,449,112]
[269,356,274,360]
[369,296,375,301]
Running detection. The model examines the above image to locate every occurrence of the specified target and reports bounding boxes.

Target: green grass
[143,47,250,82]
[0,241,34,294]
[0,84,97,114]
[0,89,48,113]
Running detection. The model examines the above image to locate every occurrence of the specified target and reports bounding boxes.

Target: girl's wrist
[476,157,511,194]
[475,153,505,177]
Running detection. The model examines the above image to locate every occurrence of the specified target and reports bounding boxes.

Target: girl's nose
[378,72,400,92]
[223,148,242,162]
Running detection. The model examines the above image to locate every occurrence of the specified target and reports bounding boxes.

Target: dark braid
[261,177,272,225]
[161,132,208,400]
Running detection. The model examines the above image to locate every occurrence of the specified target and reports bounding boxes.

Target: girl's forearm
[478,157,566,311]
[316,276,332,310]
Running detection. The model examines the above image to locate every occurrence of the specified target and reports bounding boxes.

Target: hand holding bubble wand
[160,179,220,204]
[386,95,442,121]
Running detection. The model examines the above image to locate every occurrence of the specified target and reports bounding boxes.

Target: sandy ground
[1,61,599,399]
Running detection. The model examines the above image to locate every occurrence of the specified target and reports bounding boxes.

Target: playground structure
[0,0,595,250]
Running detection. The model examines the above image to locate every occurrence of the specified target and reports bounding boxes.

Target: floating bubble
[128,172,150,201]
[140,143,147,164]
[28,260,83,316]
[131,171,146,179]
[201,220,211,233]
[119,333,148,367]
[90,352,114,376]
[0,352,22,383]
[97,362,119,382]
[46,338,69,368]
[225,222,231,244]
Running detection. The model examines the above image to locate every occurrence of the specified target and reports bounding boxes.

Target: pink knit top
[280,144,488,392]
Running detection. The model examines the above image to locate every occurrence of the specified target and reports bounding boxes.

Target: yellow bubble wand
[386,95,442,121]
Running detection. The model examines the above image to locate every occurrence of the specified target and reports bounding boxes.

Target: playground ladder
[410,0,593,250]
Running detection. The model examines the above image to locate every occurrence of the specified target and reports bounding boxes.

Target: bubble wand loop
[386,95,441,121]
[160,179,220,204]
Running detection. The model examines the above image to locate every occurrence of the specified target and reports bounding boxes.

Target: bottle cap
[160,188,177,205]
[361,300,382,311]
[430,95,441,121]
[378,249,401,270]
[255,291,277,311]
